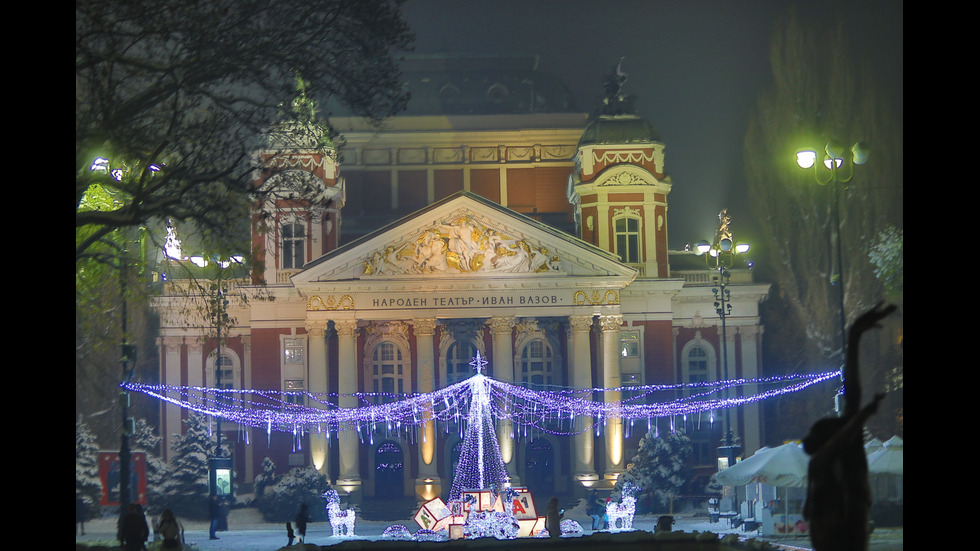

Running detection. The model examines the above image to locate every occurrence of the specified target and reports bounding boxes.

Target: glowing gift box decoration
[462,489,495,512]
[414,497,451,531]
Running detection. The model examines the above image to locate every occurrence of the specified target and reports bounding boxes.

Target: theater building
[153,56,769,502]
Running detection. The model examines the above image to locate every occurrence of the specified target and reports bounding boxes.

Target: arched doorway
[525,438,555,498]
[374,441,404,498]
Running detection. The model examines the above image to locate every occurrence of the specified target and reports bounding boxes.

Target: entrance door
[525,438,555,498]
[374,441,404,498]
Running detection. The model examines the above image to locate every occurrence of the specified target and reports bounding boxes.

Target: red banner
[98,452,147,506]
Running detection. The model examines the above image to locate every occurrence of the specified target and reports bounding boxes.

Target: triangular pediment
[292,192,635,286]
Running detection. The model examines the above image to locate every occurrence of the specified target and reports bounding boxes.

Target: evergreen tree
[615,430,694,513]
[158,413,226,519]
[252,457,279,508]
[131,417,172,514]
[76,417,103,521]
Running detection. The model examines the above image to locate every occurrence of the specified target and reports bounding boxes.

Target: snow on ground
[76,506,902,550]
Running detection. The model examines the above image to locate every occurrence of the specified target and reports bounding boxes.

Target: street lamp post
[190,253,242,498]
[796,141,869,413]
[696,210,751,471]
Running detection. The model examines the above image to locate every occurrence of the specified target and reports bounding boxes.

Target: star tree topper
[469,351,488,375]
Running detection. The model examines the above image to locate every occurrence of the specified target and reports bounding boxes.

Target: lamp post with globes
[695,210,751,472]
[796,141,869,413]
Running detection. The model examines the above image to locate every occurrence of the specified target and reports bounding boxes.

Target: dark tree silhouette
[76,0,413,261]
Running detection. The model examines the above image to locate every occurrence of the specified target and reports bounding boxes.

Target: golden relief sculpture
[308,295,355,311]
[362,214,561,275]
[572,289,621,305]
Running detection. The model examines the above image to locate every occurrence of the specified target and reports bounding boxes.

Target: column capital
[334,319,359,337]
[413,317,438,337]
[568,314,594,333]
[599,314,623,332]
[490,316,516,335]
[306,320,328,337]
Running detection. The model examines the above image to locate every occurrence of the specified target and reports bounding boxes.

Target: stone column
[490,316,519,484]
[161,337,183,463]
[739,326,764,455]
[334,319,361,497]
[568,315,597,488]
[306,320,330,475]
[600,314,624,479]
[414,318,440,498]
[241,335,254,482]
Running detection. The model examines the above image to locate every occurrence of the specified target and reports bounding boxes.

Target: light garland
[123,360,839,440]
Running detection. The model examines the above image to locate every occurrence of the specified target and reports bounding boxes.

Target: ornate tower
[251,82,345,284]
[567,67,672,278]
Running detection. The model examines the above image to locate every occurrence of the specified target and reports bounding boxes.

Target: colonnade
[303,311,627,498]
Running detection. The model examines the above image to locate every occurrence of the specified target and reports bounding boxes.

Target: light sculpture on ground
[606,482,639,532]
[324,489,355,537]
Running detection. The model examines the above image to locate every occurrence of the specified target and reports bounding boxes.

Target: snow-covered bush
[256,465,331,522]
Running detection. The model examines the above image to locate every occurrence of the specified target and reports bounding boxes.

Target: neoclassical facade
[154,65,769,501]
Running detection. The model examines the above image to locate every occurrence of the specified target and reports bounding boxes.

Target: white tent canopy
[715,443,810,488]
[867,435,903,475]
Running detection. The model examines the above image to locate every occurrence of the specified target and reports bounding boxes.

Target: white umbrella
[867,436,903,475]
[715,443,809,488]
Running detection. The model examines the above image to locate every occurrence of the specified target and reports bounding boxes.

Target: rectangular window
[614,217,641,263]
[284,338,305,365]
[284,379,305,406]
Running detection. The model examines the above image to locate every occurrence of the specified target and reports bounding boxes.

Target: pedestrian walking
[545,497,563,538]
[76,494,86,536]
[118,503,149,551]
[208,495,222,540]
[586,490,604,530]
[156,509,184,550]
[295,502,310,543]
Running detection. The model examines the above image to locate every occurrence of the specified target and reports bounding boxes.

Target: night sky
[401,0,903,249]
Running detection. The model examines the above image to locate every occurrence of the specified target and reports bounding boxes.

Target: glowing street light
[796,140,869,413]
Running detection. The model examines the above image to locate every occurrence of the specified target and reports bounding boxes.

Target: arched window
[613,215,641,264]
[687,345,710,384]
[446,341,477,385]
[520,338,554,389]
[207,349,241,407]
[371,341,407,403]
[281,222,306,269]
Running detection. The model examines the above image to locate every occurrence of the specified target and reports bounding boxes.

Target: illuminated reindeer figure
[606,482,638,532]
[324,489,356,537]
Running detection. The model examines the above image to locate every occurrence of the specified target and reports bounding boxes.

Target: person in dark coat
[545,497,563,538]
[118,503,149,551]
[295,503,310,543]
[76,494,86,536]
[208,495,221,540]
[587,490,604,530]
[286,522,295,546]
